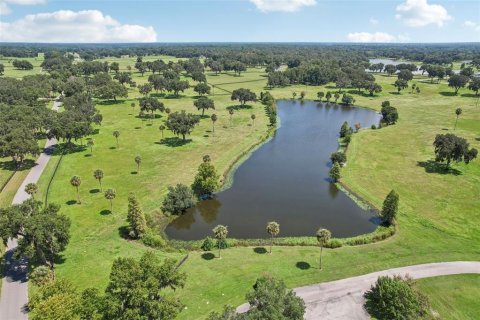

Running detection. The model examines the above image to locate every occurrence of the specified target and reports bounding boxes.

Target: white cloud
[463,20,480,31]
[347,32,396,43]
[0,10,157,42]
[0,0,45,15]
[396,0,452,27]
[369,18,379,25]
[249,0,316,12]
[0,2,11,15]
[397,33,411,42]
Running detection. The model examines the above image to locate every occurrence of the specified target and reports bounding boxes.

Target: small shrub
[30,266,54,287]
[371,124,376,130]
[217,239,228,249]
[327,239,343,248]
[201,236,215,251]
[141,231,166,248]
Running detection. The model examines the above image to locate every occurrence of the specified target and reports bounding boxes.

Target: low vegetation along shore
[0,48,479,319]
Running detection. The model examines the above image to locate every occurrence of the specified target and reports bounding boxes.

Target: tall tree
[454,107,462,130]
[211,114,217,134]
[161,184,196,215]
[433,133,478,168]
[165,111,200,141]
[266,221,280,254]
[159,124,166,139]
[0,199,70,268]
[329,162,341,182]
[70,176,81,204]
[25,182,38,199]
[213,225,228,258]
[228,109,234,127]
[194,97,215,116]
[192,157,220,198]
[102,251,186,320]
[93,169,104,191]
[194,82,211,96]
[104,189,116,212]
[126,194,147,239]
[134,155,142,172]
[316,228,331,269]
[381,190,399,226]
[231,88,257,105]
[448,75,469,95]
[113,130,120,148]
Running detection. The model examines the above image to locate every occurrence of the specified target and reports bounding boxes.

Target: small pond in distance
[166,100,381,240]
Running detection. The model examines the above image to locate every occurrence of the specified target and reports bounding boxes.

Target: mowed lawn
[417,274,480,320]
[5,57,479,319]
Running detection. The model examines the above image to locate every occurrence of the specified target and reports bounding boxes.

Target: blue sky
[0,0,479,42]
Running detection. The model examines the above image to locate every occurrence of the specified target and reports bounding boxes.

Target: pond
[165,100,381,240]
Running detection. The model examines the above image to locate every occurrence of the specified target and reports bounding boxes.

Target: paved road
[0,98,61,320]
[237,261,480,319]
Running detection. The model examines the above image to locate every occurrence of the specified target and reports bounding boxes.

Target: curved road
[237,261,480,319]
[0,98,61,320]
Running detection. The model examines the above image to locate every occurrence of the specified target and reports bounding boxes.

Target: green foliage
[381,190,399,225]
[30,266,54,287]
[448,74,469,94]
[245,276,305,319]
[192,160,220,197]
[141,230,166,248]
[102,251,186,320]
[194,82,211,96]
[341,93,355,105]
[364,275,430,320]
[329,162,341,182]
[165,110,200,140]
[25,182,39,198]
[397,69,413,81]
[381,103,399,125]
[127,194,147,239]
[194,97,215,115]
[161,184,196,215]
[0,199,70,267]
[29,279,79,320]
[433,133,478,168]
[201,236,215,251]
[394,79,408,93]
[231,88,257,105]
[330,151,347,164]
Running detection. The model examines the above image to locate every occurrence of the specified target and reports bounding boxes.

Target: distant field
[2,56,479,319]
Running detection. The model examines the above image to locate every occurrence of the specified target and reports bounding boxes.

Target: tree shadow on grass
[461,93,478,98]
[131,171,138,175]
[100,209,111,215]
[475,137,480,141]
[97,99,126,105]
[0,159,36,172]
[253,247,267,254]
[296,261,311,270]
[227,104,253,111]
[157,137,191,147]
[84,154,92,157]
[118,226,129,239]
[201,252,215,260]
[51,143,86,156]
[417,160,461,175]
[439,91,457,97]
[134,126,142,129]
[89,188,100,194]
[54,254,67,266]
[66,200,77,205]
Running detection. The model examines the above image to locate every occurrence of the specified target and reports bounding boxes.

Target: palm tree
[251,114,256,126]
[93,169,104,191]
[454,107,462,130]
[113,130,120,148]
[104,188,116,212]
[87,138,94,154]
[135,155,142,172]
[211,114,217,135]
[334,92,340,103]
[24,182,38,199]
[266,221,280,254]
[228,109,234,127]
[159,124,166,139]
[70,175,82,204]
[212,225,228,258]
[316,228,331,269]
[165,107,171,115]
[131,102,136,113]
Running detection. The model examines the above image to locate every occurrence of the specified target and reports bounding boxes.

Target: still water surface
[166,100,381,240]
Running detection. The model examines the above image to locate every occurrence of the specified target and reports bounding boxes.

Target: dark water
[166,100,381,240]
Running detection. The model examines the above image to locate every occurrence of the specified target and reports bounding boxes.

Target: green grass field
[417,274,480,320]
[2,57,479,319]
